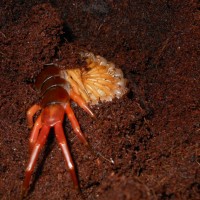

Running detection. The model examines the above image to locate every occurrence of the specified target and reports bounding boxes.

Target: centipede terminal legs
[54,122,79,188]
[21,125,50,198]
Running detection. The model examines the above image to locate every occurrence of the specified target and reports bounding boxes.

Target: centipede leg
[29,115,42,153]
[26,104,41,128]
[54,122,79,188]
[65,104,88,146]
[21,125,50,198]
[69,90,95,118]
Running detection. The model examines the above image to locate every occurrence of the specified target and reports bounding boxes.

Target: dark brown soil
[0,1,200,200]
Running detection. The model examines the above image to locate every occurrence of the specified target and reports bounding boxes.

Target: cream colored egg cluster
[65,52,128,105]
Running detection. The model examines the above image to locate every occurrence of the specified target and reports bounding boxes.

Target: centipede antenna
[96,151,115,164]
[86,143,115,165]
[70,135,114,164]
[70,135,78,142]
[44,62,57,66]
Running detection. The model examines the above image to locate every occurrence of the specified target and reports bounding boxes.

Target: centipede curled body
[22,52,128,197]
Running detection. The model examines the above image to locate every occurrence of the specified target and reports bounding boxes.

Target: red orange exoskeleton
[22,52,128,197]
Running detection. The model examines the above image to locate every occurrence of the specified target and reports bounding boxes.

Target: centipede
[22,52,128,197]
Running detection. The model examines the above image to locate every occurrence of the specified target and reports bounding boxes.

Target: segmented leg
[69,90,95,118]
[65,104,88,146]
[54,122,79,188]
[26,104,41,128]
[29,115,42,153]
[21,125,50,198]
